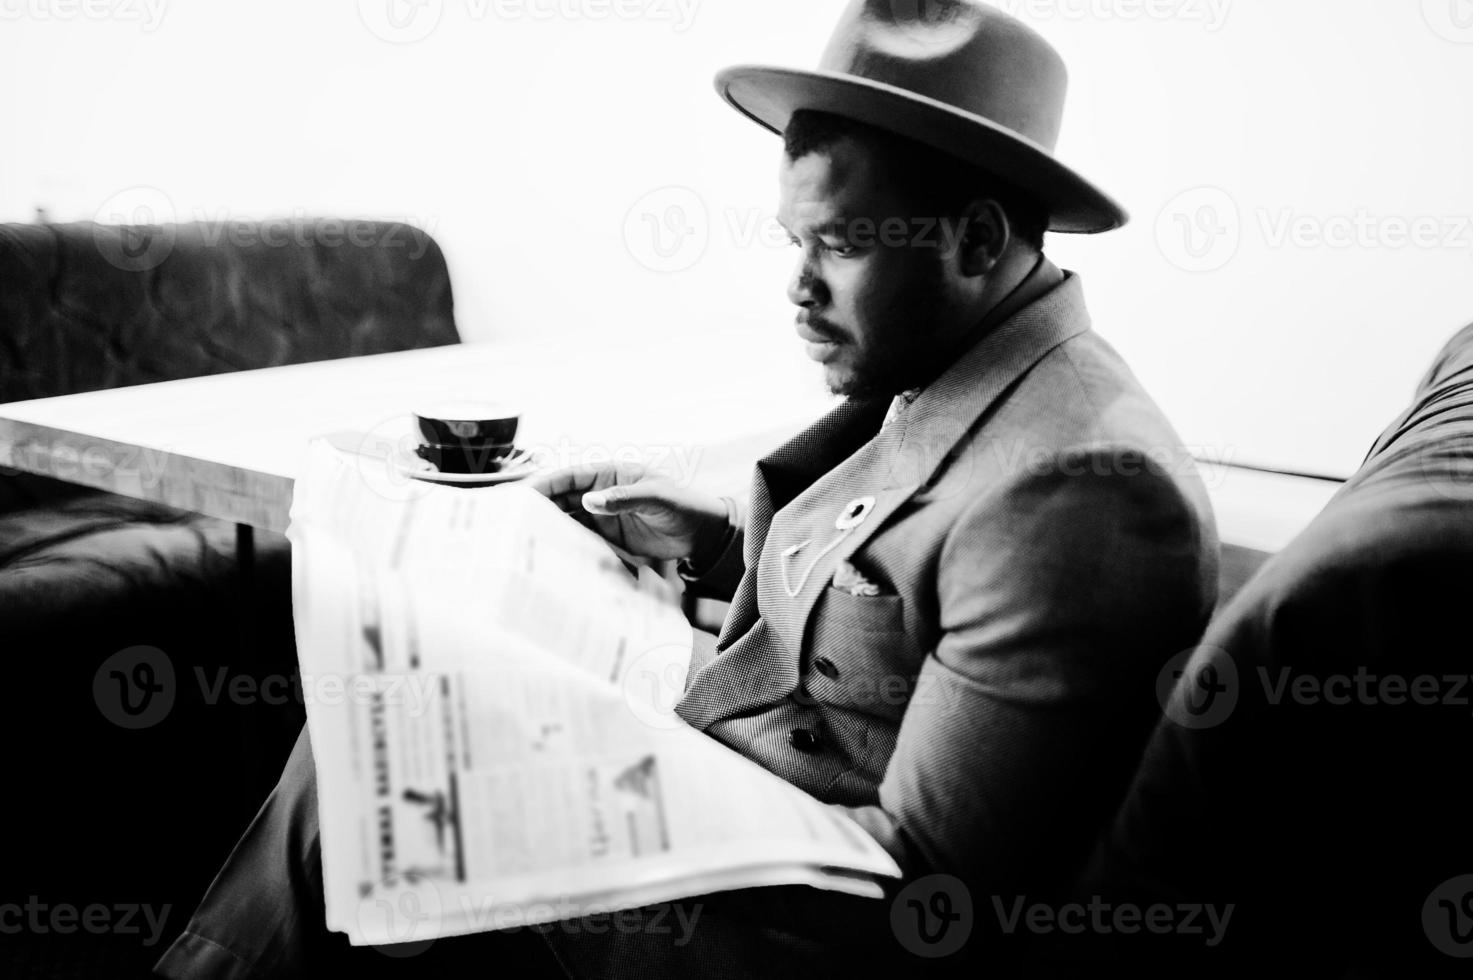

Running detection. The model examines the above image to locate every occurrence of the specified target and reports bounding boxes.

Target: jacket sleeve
[859,445,1216,894]
[677,495,747,604]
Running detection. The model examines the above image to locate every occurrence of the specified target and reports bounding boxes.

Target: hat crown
[817,0,1068,153]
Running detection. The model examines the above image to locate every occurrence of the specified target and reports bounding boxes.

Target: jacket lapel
[738,394,891,591]
[682,269,1095,731]
[814,269,1095,564]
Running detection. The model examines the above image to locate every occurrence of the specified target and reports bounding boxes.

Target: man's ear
[954,198,1011,277]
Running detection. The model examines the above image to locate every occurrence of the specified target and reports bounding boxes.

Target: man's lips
[797,321,844,364]
[796,319,843,345]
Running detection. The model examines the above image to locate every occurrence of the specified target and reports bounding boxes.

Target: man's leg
[154,724,330,979]
[154,725,565,979]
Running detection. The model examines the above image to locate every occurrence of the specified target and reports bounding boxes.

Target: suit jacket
[548,264,1220,978]
[1060,322,1473,977]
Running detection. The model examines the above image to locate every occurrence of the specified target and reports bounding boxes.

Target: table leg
[236,523,256,591]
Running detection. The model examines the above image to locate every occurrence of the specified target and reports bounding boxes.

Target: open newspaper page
[287,439,900,946]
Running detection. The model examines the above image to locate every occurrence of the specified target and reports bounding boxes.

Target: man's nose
[787,253,827,309]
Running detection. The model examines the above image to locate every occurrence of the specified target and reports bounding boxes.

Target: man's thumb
[583,485,666,517]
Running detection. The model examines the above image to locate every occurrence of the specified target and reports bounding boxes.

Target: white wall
[3,0,1471,477]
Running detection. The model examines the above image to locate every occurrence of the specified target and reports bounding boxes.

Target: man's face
[777,136,964,399]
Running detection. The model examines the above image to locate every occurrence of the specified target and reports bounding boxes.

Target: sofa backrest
[1069,320,1473,971]
[0,220,459,404]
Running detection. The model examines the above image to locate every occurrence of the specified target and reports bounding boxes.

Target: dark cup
[413,402,520,447]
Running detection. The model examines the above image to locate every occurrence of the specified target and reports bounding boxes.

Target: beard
[827,259,956,401]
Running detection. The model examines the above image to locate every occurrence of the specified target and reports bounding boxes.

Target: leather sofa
[0,220,459,977]
[1047,322,1473,977]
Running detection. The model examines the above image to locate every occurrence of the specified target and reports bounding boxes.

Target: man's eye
[828,243,858,258]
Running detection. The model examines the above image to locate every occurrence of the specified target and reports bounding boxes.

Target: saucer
[395,448,542,486]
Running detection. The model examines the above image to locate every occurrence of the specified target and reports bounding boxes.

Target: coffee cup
[413,401,520,447]
[412,401,521,475]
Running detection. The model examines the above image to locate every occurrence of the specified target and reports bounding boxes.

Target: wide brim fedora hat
[715,0,1127,234]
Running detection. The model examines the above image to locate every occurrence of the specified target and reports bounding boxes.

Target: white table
[0,332,1345,559]
[0,332,837,535]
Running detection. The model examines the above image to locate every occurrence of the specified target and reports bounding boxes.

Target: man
[155,2,1218,976]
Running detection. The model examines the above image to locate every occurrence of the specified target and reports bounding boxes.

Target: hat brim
[716,65,1128,235]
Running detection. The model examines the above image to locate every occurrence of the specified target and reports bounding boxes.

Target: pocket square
[832,560,884,597]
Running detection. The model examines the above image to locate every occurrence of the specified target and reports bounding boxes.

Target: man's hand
[527,463,731,565]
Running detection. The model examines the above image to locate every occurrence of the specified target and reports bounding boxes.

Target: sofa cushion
[0,490,252,629]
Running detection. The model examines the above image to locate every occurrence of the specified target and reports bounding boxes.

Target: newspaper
[287,439,901,946]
